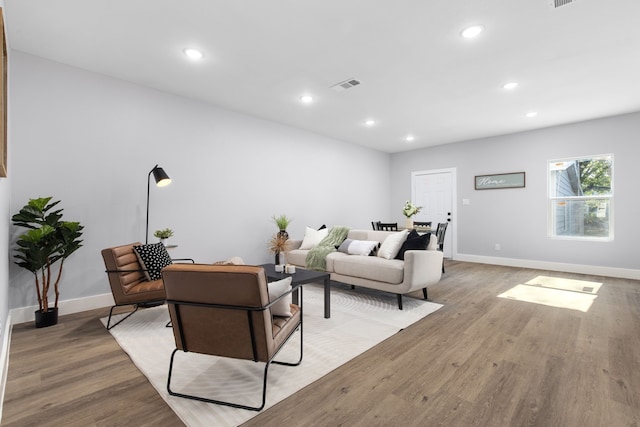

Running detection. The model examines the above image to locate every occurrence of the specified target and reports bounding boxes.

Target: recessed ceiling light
[300,95,314,104]
[364,119,376,126]
[526,111,538,118]
[183,48,204,60]
[461,25,483,39]
[503,82,519,90]
[405,135,415,142]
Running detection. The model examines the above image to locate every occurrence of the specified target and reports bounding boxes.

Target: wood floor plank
[3,261,640,426]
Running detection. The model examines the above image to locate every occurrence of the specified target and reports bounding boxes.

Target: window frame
[547,154,614,241]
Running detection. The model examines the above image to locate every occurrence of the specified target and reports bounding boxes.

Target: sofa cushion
[395,232,431,260]
[285,249,308,267]
[299,226,329,250]
[334,256,404,284]
[377,230,409,260]
[324,251,348,273]
[427,235,438,250]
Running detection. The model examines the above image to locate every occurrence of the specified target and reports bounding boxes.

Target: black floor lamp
[146,165,171,244]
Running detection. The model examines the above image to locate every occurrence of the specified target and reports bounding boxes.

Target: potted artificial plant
[270,214,292,264]
[272,214,292,236]
[12,197,84,328]
[154,228,174,245]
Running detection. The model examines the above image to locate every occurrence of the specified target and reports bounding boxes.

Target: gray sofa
[285,229,443,309]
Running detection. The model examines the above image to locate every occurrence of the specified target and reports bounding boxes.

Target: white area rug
[102,284,442,426]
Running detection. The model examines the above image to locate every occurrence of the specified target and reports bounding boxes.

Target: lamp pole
[146,164,171,244]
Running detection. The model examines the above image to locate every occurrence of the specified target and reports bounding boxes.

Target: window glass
[548,155,612,239]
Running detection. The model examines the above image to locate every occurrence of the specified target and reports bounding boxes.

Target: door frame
[411,167,457,260]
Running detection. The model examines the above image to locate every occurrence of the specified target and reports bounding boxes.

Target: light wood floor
[3,262,639,426]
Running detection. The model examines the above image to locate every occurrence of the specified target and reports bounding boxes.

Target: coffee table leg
[324,278,331,318]
[292,288,299,306]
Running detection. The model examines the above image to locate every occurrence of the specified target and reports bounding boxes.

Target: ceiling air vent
[550,0,576,8]
[330,78,362,92]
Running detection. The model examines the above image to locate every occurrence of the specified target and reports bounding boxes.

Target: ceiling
[5,0,640,153]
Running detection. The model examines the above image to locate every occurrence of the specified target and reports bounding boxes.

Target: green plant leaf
[27,197,53,211]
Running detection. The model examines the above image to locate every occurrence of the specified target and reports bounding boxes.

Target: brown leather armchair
[101,242,165,329]
[162,264,303,411]
[101,242,193,329]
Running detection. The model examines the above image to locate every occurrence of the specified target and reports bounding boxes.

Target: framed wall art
[475,172,525,190]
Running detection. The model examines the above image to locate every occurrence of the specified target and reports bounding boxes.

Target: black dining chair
[371,221,380,230]
[435,222,448,273]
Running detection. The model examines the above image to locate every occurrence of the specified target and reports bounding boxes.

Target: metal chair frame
[104,258,194,330]
[166,284,303,411]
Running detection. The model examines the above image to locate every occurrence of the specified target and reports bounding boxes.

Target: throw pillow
[338,239,379,256]
[377,229,409,260]
[337,238,353,253]
[132,243,173,281]
[406,229,420,240]
[395,232,431,260]
[268,277,293,317]
[299,226,329,250]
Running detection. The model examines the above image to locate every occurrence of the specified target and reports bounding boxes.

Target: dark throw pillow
[395,232,431,260]
[132,243,173,281]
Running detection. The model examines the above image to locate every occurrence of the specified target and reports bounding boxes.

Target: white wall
[391,112,640,276]
[0,0,11,416]
[8,51,391,311]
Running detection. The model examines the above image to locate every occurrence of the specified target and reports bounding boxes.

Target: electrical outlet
[494,243,501,251]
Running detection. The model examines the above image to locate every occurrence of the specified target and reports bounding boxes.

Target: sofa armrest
[402,249,444,292]
[287,239,302,250]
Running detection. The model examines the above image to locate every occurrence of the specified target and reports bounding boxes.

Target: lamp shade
[152,167,171,187]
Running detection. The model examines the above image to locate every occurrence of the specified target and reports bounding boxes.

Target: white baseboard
[454,253,640,280]
[0,313,12,424]
[9,293,115,326]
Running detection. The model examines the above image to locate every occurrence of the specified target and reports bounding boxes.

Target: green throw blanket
[305,226,350,271]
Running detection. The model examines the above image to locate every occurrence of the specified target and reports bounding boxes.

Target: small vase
[159,238,166,246]
[277,230,289,240]
[405,218,414,229]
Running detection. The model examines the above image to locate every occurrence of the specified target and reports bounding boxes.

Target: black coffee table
[260,263,331,318]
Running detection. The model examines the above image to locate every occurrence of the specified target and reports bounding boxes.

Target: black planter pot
[35,307,58,328]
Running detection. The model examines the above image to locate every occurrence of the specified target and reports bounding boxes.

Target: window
[548,154,613,240]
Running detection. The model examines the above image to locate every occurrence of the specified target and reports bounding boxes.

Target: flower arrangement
[402,201,422,218]
[154,228,174,239]
[268,233,292,254]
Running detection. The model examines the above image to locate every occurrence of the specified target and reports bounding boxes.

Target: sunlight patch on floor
[498,276,603,312]
[524,275,602,294]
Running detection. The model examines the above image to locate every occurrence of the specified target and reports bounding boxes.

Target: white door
[412,168,455,259]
